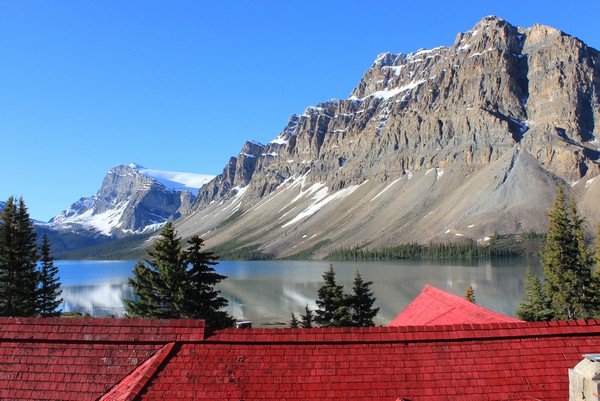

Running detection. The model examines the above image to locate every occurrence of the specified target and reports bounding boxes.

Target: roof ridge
[203,320,600,343]
[0,317,205,343]
[98,342,176,401]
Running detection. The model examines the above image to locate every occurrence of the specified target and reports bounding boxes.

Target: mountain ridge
[172,16,600,259]
[41,16,600,259]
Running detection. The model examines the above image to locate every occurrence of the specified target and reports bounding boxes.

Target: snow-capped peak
[129,163,215,195]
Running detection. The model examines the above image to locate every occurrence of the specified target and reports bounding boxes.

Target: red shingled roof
[389,284,523,326]
[0,318,203,401]
[99,342,176,401]
[2,317,599,400]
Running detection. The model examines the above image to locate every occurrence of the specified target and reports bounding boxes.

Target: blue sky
[2,1,600,221]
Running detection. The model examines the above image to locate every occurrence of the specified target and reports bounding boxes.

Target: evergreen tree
[571,199,597,315]
[542,186,595,320]
[349,269,379,327]
[595,224,600,270]
[125,224,234,325]
[289,312,299,328]
[0,197,39,317]
[516,268,552,321]
[37,234,62,317]
[590,225,600,315]
[125,222,188,319]
[315,264,352,327]
[184,235,234,328]
[464,285,476,303]
[300,305,314,328]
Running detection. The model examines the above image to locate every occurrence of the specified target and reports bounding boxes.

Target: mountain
[46,163,214,239]
[171,16,600,259]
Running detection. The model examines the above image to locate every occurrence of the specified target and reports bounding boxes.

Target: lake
[58,257,542,325]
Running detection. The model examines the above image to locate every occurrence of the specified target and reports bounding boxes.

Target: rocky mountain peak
[49,164,200,237]
[175,16,600,259]
[524,23,564,50]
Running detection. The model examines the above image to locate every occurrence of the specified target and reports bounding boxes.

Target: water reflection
[57,258,541,323]
[62,283,134,317]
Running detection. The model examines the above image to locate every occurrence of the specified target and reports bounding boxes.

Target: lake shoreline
[57,257,541,324]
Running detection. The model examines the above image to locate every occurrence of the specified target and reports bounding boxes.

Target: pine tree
[184,235,234,328]
[571,199,596,316]
[349,269,379,327]
[542,186,595,320]
[590,225,600,315]
[464,285,476,303]
[289,312,299,328]
[0,197,39,317]
[315,264,352,327]
[37,234,62,317]
[125,222,188,319]
[300,304,314,328]
[516,268,552,321]
[595,224,600,271]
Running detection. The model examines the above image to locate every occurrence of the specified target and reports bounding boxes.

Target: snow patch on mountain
[350,79,426,101]
[270,134,289,145]
[53,201,129,236]
[129,163,214,195]
[371,178,401,202]
[282,183,362,228]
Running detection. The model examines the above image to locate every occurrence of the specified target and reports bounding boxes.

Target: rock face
[176,17,600,259]
[49,164,201,237]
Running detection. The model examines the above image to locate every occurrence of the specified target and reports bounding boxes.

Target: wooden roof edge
[97,342,177,401]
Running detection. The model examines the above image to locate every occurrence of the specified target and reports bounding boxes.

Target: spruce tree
[289,312,299,328]
[125,222,188,319]
[37,234,62,317]
[184,235,234,328]
[542,186,595,320]
[464,285,476,303]
[349,269,379,327]
[300,304,314,328]
[0,197,39,317]
[315,264,352,327]
[571,199,596,315]
[595,224,600,270]
[516,268,552,321]
[591,225,600,314]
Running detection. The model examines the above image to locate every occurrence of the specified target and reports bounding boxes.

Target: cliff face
[177,17,600,258]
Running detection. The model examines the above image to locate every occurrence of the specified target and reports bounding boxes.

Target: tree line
[327,236,523,261]
[517,185,600,321]
[0,197,62,317]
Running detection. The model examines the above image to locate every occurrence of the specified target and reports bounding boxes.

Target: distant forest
[326,233,546,261]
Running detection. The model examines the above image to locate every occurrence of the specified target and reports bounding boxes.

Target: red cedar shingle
[139,321,600,401]
[2,314,600,400]
[99,342,176,401]
[389,284,523,326]
[0,340,162,400]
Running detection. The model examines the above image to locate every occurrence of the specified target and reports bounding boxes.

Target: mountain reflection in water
[57,258,541,324]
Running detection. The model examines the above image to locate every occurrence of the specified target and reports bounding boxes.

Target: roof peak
[389,284,523,327]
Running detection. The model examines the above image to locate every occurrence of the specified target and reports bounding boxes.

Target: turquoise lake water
[57,257,542,325]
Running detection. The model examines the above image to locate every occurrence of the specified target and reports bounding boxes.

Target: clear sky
[2,0,600,221]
